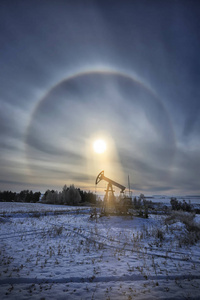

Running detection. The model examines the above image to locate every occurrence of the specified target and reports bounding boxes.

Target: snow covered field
[0,202,200,299]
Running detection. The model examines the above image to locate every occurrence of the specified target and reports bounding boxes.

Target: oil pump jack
[95,170,132,215]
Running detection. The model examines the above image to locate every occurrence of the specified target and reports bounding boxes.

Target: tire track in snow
[0,213,80,240]
[1,274,200,285]
[0,208,90,219]
[0,229,50,240]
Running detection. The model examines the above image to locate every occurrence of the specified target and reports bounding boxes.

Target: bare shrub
[156,229,164,242]
[53,225,64,236]
[165,211,195,225]
[184,219,200,233]
[165,211,200,245]
[178,231,200,246]
[46,225,64,237]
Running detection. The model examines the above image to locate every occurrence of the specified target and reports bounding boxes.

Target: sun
[93,139,107,154]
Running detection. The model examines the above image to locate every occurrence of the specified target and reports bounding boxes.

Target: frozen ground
[0,202,200,299]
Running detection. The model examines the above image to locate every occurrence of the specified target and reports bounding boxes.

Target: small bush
[54,225,64,236]
[178,231,200,246]
[165,211,200,245]
[165,211,195,225]
[46,225,64,237]
[156,229,164,242]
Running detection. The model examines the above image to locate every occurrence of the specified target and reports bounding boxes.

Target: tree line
[0,190,41,203]
[0,185,96,206]
[170,197,192,212]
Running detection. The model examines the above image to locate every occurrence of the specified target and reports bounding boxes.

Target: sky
[0,0,200,196]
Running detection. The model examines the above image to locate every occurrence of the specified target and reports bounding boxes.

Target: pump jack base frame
[100,197,133,216]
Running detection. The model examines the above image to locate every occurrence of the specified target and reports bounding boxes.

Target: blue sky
[0,0,200,195]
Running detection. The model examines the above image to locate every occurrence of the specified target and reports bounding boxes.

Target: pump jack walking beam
[95,170,126,193]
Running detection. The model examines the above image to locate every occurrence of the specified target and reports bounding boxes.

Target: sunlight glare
[93,139,107,154]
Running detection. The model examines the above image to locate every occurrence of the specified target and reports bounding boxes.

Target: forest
[0,185,96,205]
